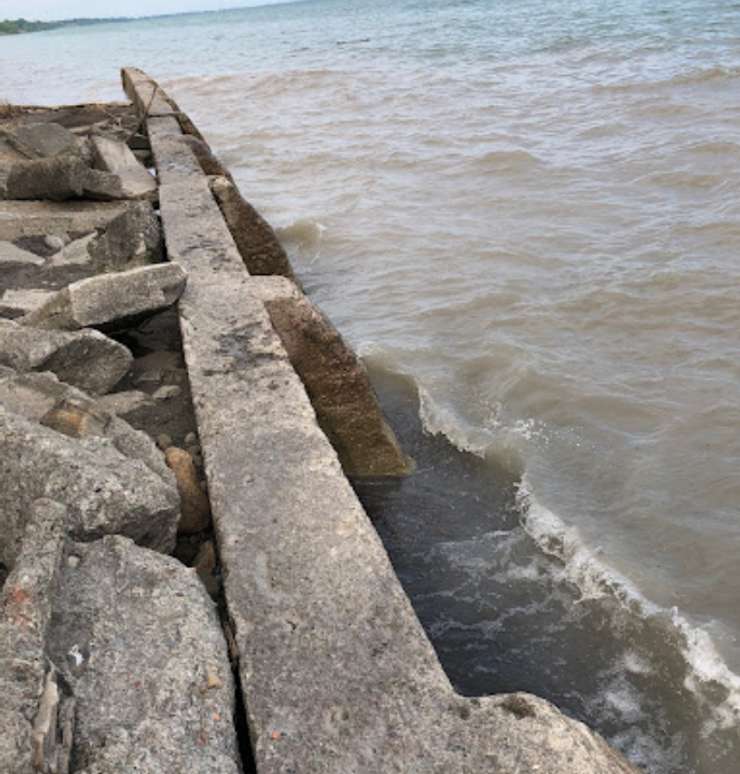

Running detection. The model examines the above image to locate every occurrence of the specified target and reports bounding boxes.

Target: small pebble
[184,432,197,446]
[44,234,68,251]
[156,433,173,450]
[67,555,80,568]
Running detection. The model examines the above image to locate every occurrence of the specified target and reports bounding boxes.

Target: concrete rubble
[0,70,640,774]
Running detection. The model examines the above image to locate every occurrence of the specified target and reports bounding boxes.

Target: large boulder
[49,536,241,774]
[5,154,89,202]
[20,263,187,332]
[90,135,157,200]
[0,406,179,570]
[0,319,132,395]
[0,499,71,774]
[210,176,296,279]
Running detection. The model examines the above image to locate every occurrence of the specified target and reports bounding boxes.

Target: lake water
[2,1,740,770]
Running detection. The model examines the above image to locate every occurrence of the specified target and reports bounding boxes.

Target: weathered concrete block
[0,499,70,774]
[6,154,88,201]
[88,200,162,272]
[0,319,132,395]
[90,135,157,200]
[0,406,179,570]
[0,369,175,486]
[81,166,126,201]
[49,535,241,774]
[147,115,205,184]
[250,276,411,477]
[0,200,127,241]
[0,288,54,318]
[20,263,187,331]
[6,121,79,159]
[210,175,296,279]
[121,67,177,118]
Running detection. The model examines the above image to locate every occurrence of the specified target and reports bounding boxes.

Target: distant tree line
[0,17,132,35]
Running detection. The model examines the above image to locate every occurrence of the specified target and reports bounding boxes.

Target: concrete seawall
[0,69,640,773]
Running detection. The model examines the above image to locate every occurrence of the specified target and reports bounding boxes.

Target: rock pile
[0,102,234,773]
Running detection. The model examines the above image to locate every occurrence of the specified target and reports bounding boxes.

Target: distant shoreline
[0,17,134,36]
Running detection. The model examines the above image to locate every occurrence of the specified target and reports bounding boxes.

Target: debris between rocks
[165,446,212,534]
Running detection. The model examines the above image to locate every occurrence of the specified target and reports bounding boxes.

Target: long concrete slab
[133,70,638,774]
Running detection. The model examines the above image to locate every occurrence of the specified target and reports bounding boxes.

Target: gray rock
[0,499,70,774]
[49,536,241,774]
[153,384,181,400]
[0,369,174,486]
[6,154,89,201]
[210,175,296,279]
[0,288,54,317]
[0,319,132,395]
[48,232,96,268]
[95,389,155,421]
[88,201,162,272]
[20,263,187,332]
[0,240,45,266]
[90,135,157,200]
[0,200,127,241]
[0,406,179,570]
[81,167,126,201]
[6,122,79,159]
[253,276,411,477]
[44,234,69,252]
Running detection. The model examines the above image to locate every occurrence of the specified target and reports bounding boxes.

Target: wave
[408,368,740,742]
[275,218,326,256]
[477,149,542,172]
[593,65,740,94]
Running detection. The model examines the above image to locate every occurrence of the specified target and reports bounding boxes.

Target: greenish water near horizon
[2,1,740,771]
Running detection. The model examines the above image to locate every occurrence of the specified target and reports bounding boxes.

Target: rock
[153,384,181,400]
[0,319,132,395]
[95,389,155,421]
[5,154,89,201]
[0,200,128,242]
[0,499,71,774]
[6,121,79,159]
[48,536,241,773]
[0,369,174,486]
[87,201,162,272]
[81,167,126,201]
[165,447,211,534]
[179,134,231,177]
[210,175,296,279]
[48,232,96,268]
[0,406,179,569]
[193,540,220,598]
[252,276,412,477]
[20,263,187,332]
[0,240,45,266]
[184,431,197,445]
[44,234,69,252]
[90,135,157,200]
[0,288,54,318]
[157,433,173,450]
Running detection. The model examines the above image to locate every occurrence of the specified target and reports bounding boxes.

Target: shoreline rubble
[0,69,640,772]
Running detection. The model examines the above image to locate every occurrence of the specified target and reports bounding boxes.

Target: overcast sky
[0,0,290,21]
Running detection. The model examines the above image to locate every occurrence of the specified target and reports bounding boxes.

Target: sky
[0,0,289,21]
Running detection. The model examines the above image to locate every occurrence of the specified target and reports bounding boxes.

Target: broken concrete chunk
[0,499,68,774]
[164,447,211,534]
[0,319,132,395]
[0,369,175,487]
[88,200,162,272]
[0,288,55,318]
[6,122,79,159]
[81,167,125,201]
[49,536,241,774]
[91,134,157,200]
[48,232,96,268]
[5,154,88,201]
[20,263,187,332]
[0,240,45,266]
[0,200,128,242]
[249,276,412,477]
[210,175,296,279]
[0,406,179,569]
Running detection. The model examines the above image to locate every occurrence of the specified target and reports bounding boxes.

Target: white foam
[417,384,492,457]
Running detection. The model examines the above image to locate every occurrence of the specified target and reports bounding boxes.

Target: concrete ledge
[134,70,639,774]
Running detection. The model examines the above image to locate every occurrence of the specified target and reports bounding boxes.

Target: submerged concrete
[130,69,639,773]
